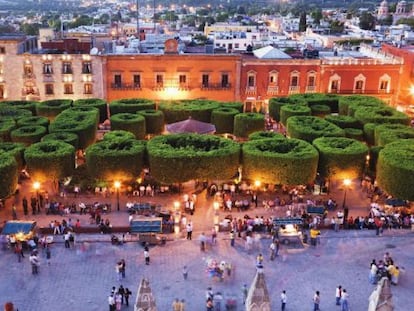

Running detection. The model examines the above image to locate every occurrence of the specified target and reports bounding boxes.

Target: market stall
[273,217,304,247]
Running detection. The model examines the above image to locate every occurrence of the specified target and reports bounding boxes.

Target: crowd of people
[369,252,401,286]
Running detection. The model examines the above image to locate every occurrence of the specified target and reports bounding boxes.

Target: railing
[306,86,316,93]
[327,89,394,95]
[245,86,256,95]
[201,83,232,90]
[111,83,142,90]
[266,86,279,95]
[288,86,300,94]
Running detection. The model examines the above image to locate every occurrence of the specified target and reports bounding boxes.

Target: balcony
[23,72,36,79]
[201,83,232,90]
[288,86,300,94]
[327,89,394,95]
[266,86,279,96]
[245,86,256,95]
[305,86,316,93]
[111,83,142,90]
[43,75,54,83]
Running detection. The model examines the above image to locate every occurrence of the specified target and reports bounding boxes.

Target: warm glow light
[255,180,261,187]
[164,86,179,99]
[174,201,180,209]
[33,181,40,190]
[213,202,220,210]
[410,85,414,96]
[114,181,121,189]
[343,179,351,187]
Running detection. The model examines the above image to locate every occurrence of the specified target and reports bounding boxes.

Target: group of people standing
[108,285,131,311]
[369,252,400,285]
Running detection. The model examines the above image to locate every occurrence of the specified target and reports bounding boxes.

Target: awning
[166,117,216,134]
[1,221,36,236]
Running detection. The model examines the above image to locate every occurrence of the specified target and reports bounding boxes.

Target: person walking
[64,232,71,249]
[108,294,115,311]
[182,265,188,280]
[120,259,126,278]
[172,298,181,311]
[144,246,150,265]
[29,251,40,275]
[115,261,122,281]
[14,242,24,263]
[241,284,248,305]
[45,244,51,265]
[340,289,349,311]
[117,285,125,305]
[22,197,28,216]
[313,291,321,311]
[186,223,193,240]
[335,285,342,305]
[12,204,17,220]
[124,288,132,306]
[230,231,235,247]
[270,241,276,261]
[179,299,185,311]
[280,290,287,311]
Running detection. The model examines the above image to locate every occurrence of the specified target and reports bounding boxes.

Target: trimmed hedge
[280,104,311,125]
[313,137,368,180]
[103,130,136,141]
[354,106,411,126]
[137,109,165,135]
[286,116,345,142]
[86,138,146,181]
[147,134,240,184]
[109,98,155,116]
[10,125,47,146]
[0,107,32,121]
[17,116,49,128]
[0,118,16,142]
[219,101,244,112]
[74,98,108,123]
[377,139,414,200]
[0,142,26,170]
[242,138,319,185]
[368,146,383,175]
[41,132,79,150]
[325,115,361,129]
[159,100,220,123]
[0,154,18,199]
[1,100,38,115]
[374,124,413,146]
[363,123,377,146]
[310,104,331,117]
[211,107,239,134]
[338,95,384,116]
[36,99,72,121]
[289,93,339,113]
[233,113,264,138]
[268,97,304,122]
[344,128,364,141]
[110,113,146,140]
[24,140,76,182]
[248,131,285,141]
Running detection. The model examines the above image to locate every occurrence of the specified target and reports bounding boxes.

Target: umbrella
[134,278,157,311]
[166,117,216,134]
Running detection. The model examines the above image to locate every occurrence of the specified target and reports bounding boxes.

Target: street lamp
[114,181,121,211]
[342,179,351,209]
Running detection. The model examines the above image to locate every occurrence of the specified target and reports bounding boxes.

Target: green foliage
[325,115,361,129]
[103,130,136,141]
[0,118,16,142]
[86,138,146,181]
[354,106,410,126]
[109,98,155,116]
[218,101,244,112]
[74,98,108,123]
[41,132,79,150]
[359,12,376,30]
[0,106,32,121]
[313,137,368,180]
[10,125,47,146]
[147,134,240,184]
[24,141,76,182]
[137,109,165,135]
[368,146,383,175]
[377,139,414,200]
[268,97,304,122]
[211,107,239,134]
[0,154,18,199]
[36,99,72,121]
[1,100,38,114]
[289,93,339,113]
[286,116,345,142]
[330,20,345,34]
[338,95,384,116]
[344,128,364,141]
[242,138,319,185]
[363,123,377,146]
[233,113,264,138]
[280,105,311,125]
[17,116,49,128]
[0,142,26,170]
[159,100,220,123]
[374,123,413,146]
[248,131,285,141]
[310,104,331,117]
[110,113,146,140]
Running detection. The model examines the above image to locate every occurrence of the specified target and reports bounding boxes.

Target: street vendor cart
[1,220,37,250]
[130,217,164,246]
[273,217,304,247]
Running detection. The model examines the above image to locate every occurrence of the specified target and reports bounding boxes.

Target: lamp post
[33,181,40,210]
[114,181,121,211]
[342,179,351,209]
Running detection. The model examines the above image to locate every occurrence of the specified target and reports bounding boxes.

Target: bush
[41,132,79,150]
[218,101,244,112]
[248,131,285,141]
[0,118,16,142]
[74,98,108,123]
[17,116,50,128]
[374,124,414,146]
[159,100,220,123]
[338,95,384,116]
[110,113,146,140]
[0,107,32,121]
[344,128,364,141]
[211,107,239,134]
[36,99,72,121]
[147,134,240,184]
[313,137,368,180]
[310,104,331,117]
[0,154,18,199]
[268,97,304,122]
[280,104,311,125]
[10,125,47,146]
[363,123,377,146]
[242,138,319,185]
[137,109,165,135]
[1,100,38,115]
[103,130,136,141]
[289,93,339,113]
[109,98,155,116]
[325,115,361,129]
[0,142,26,170]
[233,113,264,138]
[354,106,410,126]
[368,146,383,176]
[286,116,345,142]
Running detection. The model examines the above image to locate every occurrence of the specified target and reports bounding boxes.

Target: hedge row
[74,98,108,123]
[0,142,25,170]
[0,153,18,199]
[42,132,79,150]
[109,98,155,116]
[110,113,146,140]
[159,100,220,123]
[1,100,38,115]
[137,109,165,135]
[286,116,345,142]
[36,99,72,121]
[211,107,239,134]
[0,118,16,142]
[10,125,47,146]
[233,113,264,138]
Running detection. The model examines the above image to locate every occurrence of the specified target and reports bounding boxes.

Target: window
[355,80,364,90]
[221,74,229,87]
[202,74,209,88]
[329,74,341,93]
[45,84,54,95]
[114,74,122,87]
[331,80,339,90]
[0,63,3,75]
[43,63,53,74]
[0,47,5,54]
[82,62,92,74]
[84,83,92,94]
[156,74,163,87]
[248,75,255,87]
[307,76,315,87]
[0,85,4,99]
[353,74,366,93]
[379,80,388,91]
[379,74,390,93]
[290,76,298,87]
[133,74,141,88]
[62,62,73,74]
[64,84,73,94]
[269,71,278,85]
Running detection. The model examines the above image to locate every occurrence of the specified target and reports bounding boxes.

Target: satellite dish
[90,47,99,55]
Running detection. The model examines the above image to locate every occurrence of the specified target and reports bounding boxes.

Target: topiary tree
[374,123,414,146]
[286,116,345,142]
[310,104,331,117]
[86,138,146,181]
[0,142,26,170]
[242,138,319,185]
[16,116,49,128]
[347,98,386,117]
[0,118,16,142]
[233,113,264,138]
[0,153,18,199]
[36,99,72,121]
[313,137,368,180]
[325,115,361,129]
[0,107,32,121]
[64,106,100,128]
[103,130,136,141]
[109,98,155,116]
[344,128,364,141]
[354,106,410,126]
[248,131,285,141]
[41,132,79,150]
[147,134,240,184]
[24,141,76,184]
[211,107,239,134]
[110,113,146,140]
[280,104,311,125]
[137,109,165,135]
[338,95,384,116]
[289,93,339,113]
[367,146,383,177]
[268,97,304,122]
[1,100,38,115]
[219,101,244,112]
[159,100,220,123]
[74,98,108,123]
[10,125,47,146]
[363,123,377,146]
[377,139,414,200]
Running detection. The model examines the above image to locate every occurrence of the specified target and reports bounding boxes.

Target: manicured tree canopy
[354,106,410,126]
[0,142,26,170]
[344,128,364,141]
[242,138,319,185]
[24,141,76,183]
[159,100,220,123]
[137,109,165,135]
[363,123,377,146]
[110,113,146,140]
[64,106,100,128]
[374,123,414,146]
[313,137,368,180]
[338,95,384,116]
[268,97,304,122]
[36,99,72,121]
[73,98,108,123]
[211,107,239,134]
[310,104,331,117]
[16,116,49,128]
[289,93,339,113]
[109,98,155,116]
[219,101,244,112]
[233,113,264,138]
[0,107,32,121]
[49,110,97,150]
[1,100,38,115]
[248,131,285,141]
[325,115,361,129]
[280,104,311,125]
[10,125,47,146]
[85,138,146,181]
[377,139,414,201]
[147,133,240,184]
[0,118,16,142]
[347,98,386,117]
[41,132,79,150]
[103,130,136,141]
[0,153,18,199]
[286,116,345,142]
